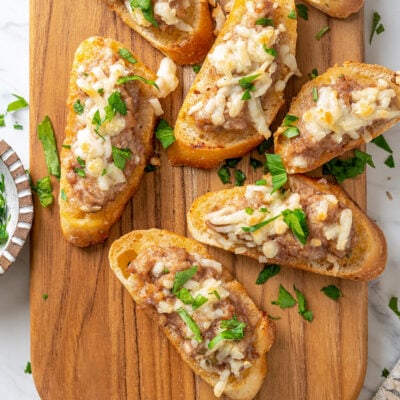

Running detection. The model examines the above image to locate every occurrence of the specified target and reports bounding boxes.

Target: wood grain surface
[30,1,367,399]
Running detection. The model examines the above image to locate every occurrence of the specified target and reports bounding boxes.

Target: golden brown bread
[303,0,364,18]
[188,174,387,281]
[274,62,400,174]
[109,228,275,400]
[105,0,214,65]
[59,37,158,247]
[167,0,298,168]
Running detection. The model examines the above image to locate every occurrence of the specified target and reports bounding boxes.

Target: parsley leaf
[13,122,23,130]
[176,307,202,342]
[172,266,198,293]
[271,284,296,309]
[249,157,263,170]
[308,68,319,80]
[155,119,175,149]
[321,285,343,301]
[255,17,274,26]
[130,0,158,27]
[7,93,29,112]
[37,116,61,179]
[282,208,308,245]
[312,87,318,102]
[24,361,32,374]
[218,165,231,184]
[296,4,308,20]
[256,265,281,284]
[208,316,246,349]
[73,99,84,114]
[118,48,137,64]
[118,75,159,89]
[0,114,5,127]
[389,296,400,318]
[294,285,313,322]
[225,158,241,168]
[239,74,261,101]
[371,135,393,153]
[381,368,390,378]
[234,169,246,186]
[112,146,132,170]
[369,12,384,44]
[263,45,278,57]
[283,114,299,126]
[283,126,300,138]
[316,26,330,40]
[384,155,395,168]
[30,175,54,207]
[241,214,281,233]
[192,64,201,74]
[106,91,127,119]
[265,153,287,193]
[257,137,274,154]
[287,10,297,19]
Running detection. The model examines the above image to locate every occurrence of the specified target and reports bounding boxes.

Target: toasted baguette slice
[109,228,275,400]
[188,174,387,280]
[167,0,299,168]
[105,0,214,65]
[59,37,158,247]
[274,62,400,174]
[303,0,364,18]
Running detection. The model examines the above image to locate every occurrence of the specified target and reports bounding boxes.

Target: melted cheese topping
[303,80,400,143]
[188,0,299,137]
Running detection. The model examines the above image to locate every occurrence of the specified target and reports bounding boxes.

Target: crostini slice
[188,174,387,281]
[303,0,364,18]
[109,228,275,400]
[274,62,400,174]
[105,0,214,65]
[167,0,299,168]
[59,36,160,247]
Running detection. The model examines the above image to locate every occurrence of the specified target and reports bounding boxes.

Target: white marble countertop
[0,0,399,399]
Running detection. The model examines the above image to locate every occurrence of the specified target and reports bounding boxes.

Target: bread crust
[188,174,387,281]
[59,37,157,247]
[105,0,214,65]
[274,62,400,174]
[109,228,275,400]
[303,0,364,18]
[167,0,298,168]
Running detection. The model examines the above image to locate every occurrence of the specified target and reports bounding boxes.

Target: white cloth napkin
[373,358,400,399]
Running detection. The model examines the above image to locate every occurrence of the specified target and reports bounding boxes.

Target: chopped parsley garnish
[77,156,85,167]
[389,296,400,318]
[13,122,23,130]
[105,91,127,121]
[316,26,330,40]
[281,208,308,245]
[384,155,395,168]
[92,109,102,131]
[225,158,241,168]
[208,316,246,349]
[294,285,313,322]
[255,17,274,27]
[60,189,68,202]
[97,88,104,95]
[256,264,281,284]
[381,368,390,378]
[371,135,393,154]
[241,214,280,233]
[155,119,175,149]
[312,87,318,102]
[62,144,71,149]
[117,75,159,89]
[144,164,157,173]
[296,4,308,20]
[7,94,29,112]
[321,285,343,301]
[130,0,158,27]
[255,178,267,185]
[308,68,319,80]
[218,165,231,184]
[37,116,61,179]
[74,168,86,178]
[172,265,198,294]
[112,146,132,170]
[263,45,278,57]
[192,64,201,74]
[239,74,261,100]
[265,153,287,193]
[323,149,375,183]
[369,12,385,44]
[177,307,202,342]
[245,207,254,215]
[234,169,246,186]
[283,114,299,126]
[287,10,297,19]
[283,126,300,138]
[175,288,208,310]
[213,290,221,300]
[29,175,54,207]
[271,284,296,309]
[73,99,84,114]
[0,175,8,245]
[249,157,263,170]
[0,114,5,127]
[42,293,49,300]
[118,48,137,64]
[257,137,274,154]
[24,361,32,374]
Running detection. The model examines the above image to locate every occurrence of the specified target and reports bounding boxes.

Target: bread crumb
[150,157,161,166]
[386,191,393,200]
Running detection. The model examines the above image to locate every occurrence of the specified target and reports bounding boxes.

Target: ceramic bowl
[0,139,33,274]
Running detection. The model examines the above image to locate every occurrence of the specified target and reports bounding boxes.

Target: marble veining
[0,0,399,399]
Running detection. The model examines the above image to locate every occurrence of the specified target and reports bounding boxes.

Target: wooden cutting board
[30,1,367,399]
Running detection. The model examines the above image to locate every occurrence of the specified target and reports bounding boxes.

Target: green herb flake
[42,293,49,300]
[381,368,390,378]
[249,157,263,170]
[239,74,261,101]
[73,99,84,114]
[62,144,71,149]
[287,10,297,19]
[282,208,308,245]
[283,114,299,126]
[321,285,343,301]
[30,175,54,207]
[97,88,104,95]
[37,116,61,179]
[323,149,375,183]
[7,94,29,112]
[308,68,319,80]
[112,146,132,170]
[192,294,208,311]
[74,168,86,178]
[283,126,300,138]
[312,87,318,102]
[271,284,296,309]
[260,207,268,213]
[213,290,221,300]
[0,174,8,245]
[294,285,313,322]
[192,64,201,74]
[384,155,395,168]
[118,48,137,64]
[208,316,246,349]
[256,264,281,285]
[316,26,330,40]
[296,4,309,20]
[371,135,393,154]
[241,214,281,233]
[225,158,241,168]
[218,165,231,184]
[389,296,400,318]
[263,45,278,57]
[24,361,32,374]
[144,164,157,173]
[234,169,246,186]
[106,91,127,120]
[257,137,274,154]
[13,122,23,130]
[155,119,175,149]
[172,266,198,294]
[255,178,267,186]
[268,314,282,320]
[176,307,202,342]
[370,12,384,44]
[60,189,68,202]
[265,153,287,193]
[130,0,159,27]
[0,114,5,127]
[255,17,274,27]
[118,75,159,89]
[245,207,254,215]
